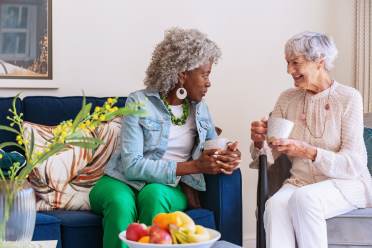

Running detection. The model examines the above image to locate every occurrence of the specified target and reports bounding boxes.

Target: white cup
[204,137,229,150]
[267,117,294,143]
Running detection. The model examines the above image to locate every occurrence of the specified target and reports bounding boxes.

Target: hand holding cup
[266,117,294,144]
[203,138,241,175]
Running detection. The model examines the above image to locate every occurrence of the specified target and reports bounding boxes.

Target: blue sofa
[0,96,243,248]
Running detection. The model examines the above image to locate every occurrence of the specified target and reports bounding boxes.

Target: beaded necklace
[161,96,190,126]
[300,81,334,139]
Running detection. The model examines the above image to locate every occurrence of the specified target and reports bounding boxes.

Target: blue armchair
[0,96,243,248]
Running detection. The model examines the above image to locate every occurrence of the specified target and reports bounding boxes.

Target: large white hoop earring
[176,87,187,100]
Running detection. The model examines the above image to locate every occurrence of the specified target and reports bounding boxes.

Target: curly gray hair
[144,27,222,95]
[285,31,338,71]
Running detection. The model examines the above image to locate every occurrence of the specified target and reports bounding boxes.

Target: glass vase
[0,180,36,247]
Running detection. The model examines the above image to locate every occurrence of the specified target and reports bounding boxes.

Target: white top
[250,81,372,207]
[163,105,197,186]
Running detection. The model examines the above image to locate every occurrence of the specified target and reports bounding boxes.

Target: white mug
[267,117,294,142]
[204,137,229,150]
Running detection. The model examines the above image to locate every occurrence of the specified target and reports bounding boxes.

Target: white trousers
[264,180,358,248]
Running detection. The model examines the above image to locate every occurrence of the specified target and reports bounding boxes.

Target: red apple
[149,225,172,244]
[126,223,149,241]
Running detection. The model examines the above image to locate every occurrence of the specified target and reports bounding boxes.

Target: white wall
[0,0,355,247]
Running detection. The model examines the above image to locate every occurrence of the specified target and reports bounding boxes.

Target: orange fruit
[138,235,150,243]
[152,213,180,230]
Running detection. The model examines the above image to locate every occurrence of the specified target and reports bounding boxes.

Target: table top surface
[1,240,58,248]
[4,240,240,248]
[213,240,242,248]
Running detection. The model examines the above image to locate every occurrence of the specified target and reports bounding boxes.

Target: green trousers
[89,175,187,248]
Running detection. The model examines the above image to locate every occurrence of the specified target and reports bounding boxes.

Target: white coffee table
[212,241,241,248]
[31,241,58,248]
[1,240,57,248]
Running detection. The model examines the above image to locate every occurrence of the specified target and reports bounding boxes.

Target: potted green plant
[0,95,144,247]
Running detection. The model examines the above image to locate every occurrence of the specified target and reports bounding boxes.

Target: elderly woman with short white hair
[90,27,241,248]
[250,31,371,248]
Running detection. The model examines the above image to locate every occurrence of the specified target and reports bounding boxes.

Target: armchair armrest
[200,169,242,246]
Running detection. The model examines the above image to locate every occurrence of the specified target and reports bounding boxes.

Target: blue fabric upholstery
[364,127,372,175]
[33,213,62,248]
[186,209,216,229]
[39,211,103,248]
[0,96,242,247]
[201,170,243,245]
[23,96,127,125]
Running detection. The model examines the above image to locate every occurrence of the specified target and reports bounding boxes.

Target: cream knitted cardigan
[250,81,372,208]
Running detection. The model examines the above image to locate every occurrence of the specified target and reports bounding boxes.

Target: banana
[169,224,180,244]
[186,225,210,243]
[174,211,196,233]
[169,224,210,244]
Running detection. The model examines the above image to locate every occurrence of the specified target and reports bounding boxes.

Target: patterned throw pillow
[25,118,122,210]
[364,127,372,176]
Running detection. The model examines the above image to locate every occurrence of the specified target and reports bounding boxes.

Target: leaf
[104,106,146,120]
[0,142,25,151]
[72,103,92,131]
[0,125,20,134]
[29,129,35,160]
[67,142,100,149]
[12,93,21,114]
[81,94,86,109]
[66,136,104,146]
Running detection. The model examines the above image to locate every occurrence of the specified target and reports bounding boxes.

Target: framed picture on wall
[0,0,52,79]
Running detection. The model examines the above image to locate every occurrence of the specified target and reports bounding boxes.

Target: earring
[176,87,187,100]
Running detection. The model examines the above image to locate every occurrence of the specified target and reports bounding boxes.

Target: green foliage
[0,96,145,181]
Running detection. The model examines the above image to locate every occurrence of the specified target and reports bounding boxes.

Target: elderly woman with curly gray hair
[250,31,371,248]
[89,27,241,248]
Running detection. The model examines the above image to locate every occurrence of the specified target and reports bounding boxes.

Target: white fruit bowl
[119,228,221,248]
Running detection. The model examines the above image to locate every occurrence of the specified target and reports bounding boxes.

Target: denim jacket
[104,89,217,191]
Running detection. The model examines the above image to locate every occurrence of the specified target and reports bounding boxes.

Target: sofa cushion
[327,208,372,246]
[26,118,122,210]
[23,96,127,125]
[33,213,62,248]
[0,97,22,153]
[364,127,372,175]
[186,208,216,229]
[40,211,103,248]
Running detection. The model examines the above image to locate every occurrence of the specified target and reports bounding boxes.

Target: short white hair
[285,31,338,71]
